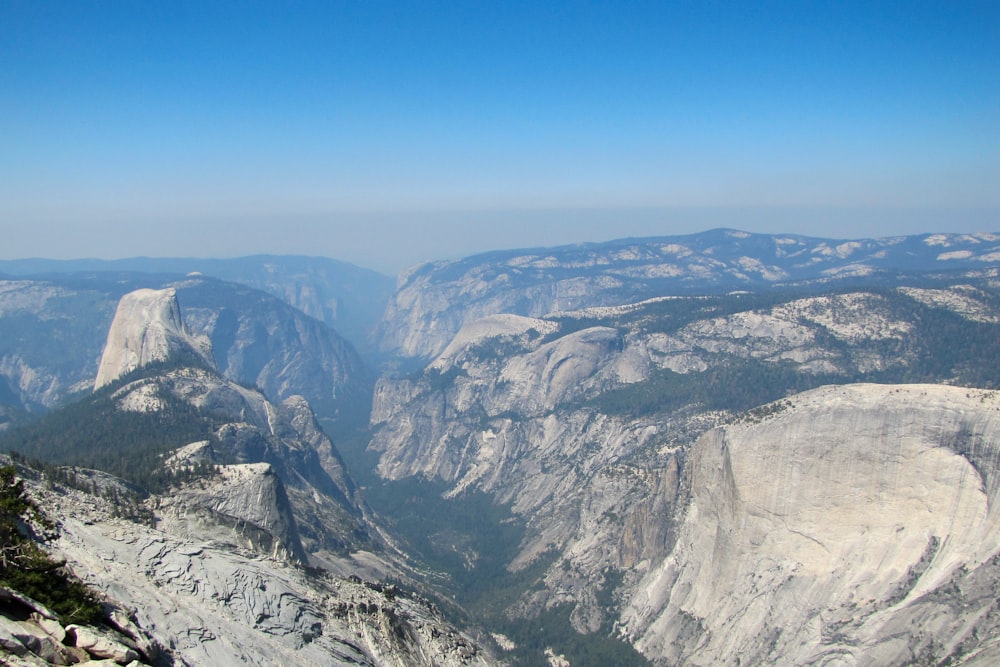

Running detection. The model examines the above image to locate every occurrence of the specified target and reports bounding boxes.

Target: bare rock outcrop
[0,579,160,666]
[621,384,1000,666]
[157,461,307,563]
[94,288,212,390]
[376,230,1000,360]
[37,482,498,667]
[94,285,370,556]
[370,277,1000,647]
[176,277,372,420]
[110,365,368,555]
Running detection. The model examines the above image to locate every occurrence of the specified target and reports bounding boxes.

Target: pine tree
[0,465,103,624]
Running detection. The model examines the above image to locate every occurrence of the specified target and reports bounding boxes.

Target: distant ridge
[0,253,386,278]
[379,228,1000,358]
[0,255,395,355]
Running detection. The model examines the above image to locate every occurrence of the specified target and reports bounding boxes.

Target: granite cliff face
[0,275,371,426]
[94,288,213,390]
[1,286,501,666]
[377,229,1000,359]
[88,287,369,557]
[369,276,1000,658]
[621,384,1000,666]
[6,234,1000,665]
[0,255,395,356]
[158,458,308,563]
[13,467,498,667]
[175,277,372,421]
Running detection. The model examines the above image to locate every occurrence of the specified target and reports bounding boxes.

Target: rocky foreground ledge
[0,583,159,666]
[0,469,497,667]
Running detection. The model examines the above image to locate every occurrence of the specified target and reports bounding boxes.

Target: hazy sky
[2,1,997,273]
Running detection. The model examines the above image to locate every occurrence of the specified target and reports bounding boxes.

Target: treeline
[891,301,1000,387]
[584,360,841,419]
[583,284,1000,419]
[362,476,525,603]
[0,369,220,494]
[0,465,104,624]
[499,605,651,667]
[360,476,648,666]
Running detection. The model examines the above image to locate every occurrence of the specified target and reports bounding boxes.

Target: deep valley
[2,229,1000,666]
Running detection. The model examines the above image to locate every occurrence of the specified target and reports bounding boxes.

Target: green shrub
[0,465,104,625]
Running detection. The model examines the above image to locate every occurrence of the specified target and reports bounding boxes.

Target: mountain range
[1,228,1000,666]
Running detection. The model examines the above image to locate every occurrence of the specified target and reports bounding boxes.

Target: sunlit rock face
[0,275,373,425]
[370,280,1000,645]
[95,287,369,555]
[13,285,500,666]
[94,288,213,389]
[157,460,308,563]
[29,476,500,667]
[175,276,373,421]
[621,384,1000,666]
[376,230,1000,360]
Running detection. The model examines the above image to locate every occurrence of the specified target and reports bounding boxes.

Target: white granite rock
[621,384,1000,665]
[94,288,212,389]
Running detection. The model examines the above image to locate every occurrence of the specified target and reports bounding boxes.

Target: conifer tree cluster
[0,465,103,625]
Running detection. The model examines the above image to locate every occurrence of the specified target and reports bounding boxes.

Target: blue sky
[2,1,997,272]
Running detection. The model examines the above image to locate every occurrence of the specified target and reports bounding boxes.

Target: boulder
[66,624,140,665]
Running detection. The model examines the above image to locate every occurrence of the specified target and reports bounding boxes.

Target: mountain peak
[94,287,214,389]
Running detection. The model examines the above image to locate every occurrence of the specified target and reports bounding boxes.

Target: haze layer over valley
[4,1,996,663]
[1,229,1000,666]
